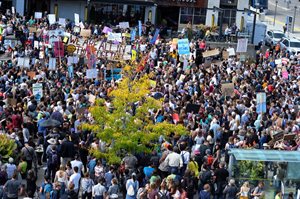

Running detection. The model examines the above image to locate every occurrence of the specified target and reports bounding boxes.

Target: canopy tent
[229,149,300,162]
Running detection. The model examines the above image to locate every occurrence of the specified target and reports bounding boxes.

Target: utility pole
[273,0,278,26]
[293,6,297,33]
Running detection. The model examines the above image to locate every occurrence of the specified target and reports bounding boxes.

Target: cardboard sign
[178,39,190,55]
[48,14,56,25]
[119,22,129,29]
[49,57,56,70]
[80,29,91,37]
[284,133,296,141]
[222,51,229,59]
[221,83,234,96]
[34,12,42,19]
[88,94,96,104]
[236,38,248,53]
[7,98,17,106]
[102,26,112,34]
[27,71,36,79]
[74,13,80,26]
[66,45,76,54]
[29,27,37,33]
[86,69,98,79]
[32,83,43,101]
[202,49,220,58]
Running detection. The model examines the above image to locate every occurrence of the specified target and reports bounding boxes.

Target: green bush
[0,134,17,161]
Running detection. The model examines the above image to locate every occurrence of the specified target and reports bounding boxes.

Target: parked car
[280,37,300,55]
[264,30,286,46]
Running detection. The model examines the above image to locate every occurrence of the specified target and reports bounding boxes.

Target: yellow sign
[131,50,137,61]
[66,44,76,54]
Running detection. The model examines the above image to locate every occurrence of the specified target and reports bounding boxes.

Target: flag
[131,29,136,42]
[150,29,160,45]
[138,20,142,36]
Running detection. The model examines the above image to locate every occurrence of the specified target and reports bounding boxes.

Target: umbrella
[152,92,164,99]
[40,118,61,128]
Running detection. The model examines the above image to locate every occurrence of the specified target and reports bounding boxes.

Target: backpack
[159,190,168,199]
[50,151,59,166]
[206,155,214,166]
[127,182,135,196]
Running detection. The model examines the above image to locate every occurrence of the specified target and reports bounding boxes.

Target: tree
[82,66,188,164]
[0,134,17,161]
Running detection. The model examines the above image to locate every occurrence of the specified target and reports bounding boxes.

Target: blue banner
[131,29,136,42]
[138,20,142,36]
[177,39,190,55]
[150,29,160,45]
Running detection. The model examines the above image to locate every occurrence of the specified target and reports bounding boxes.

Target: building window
[179,7,207,25]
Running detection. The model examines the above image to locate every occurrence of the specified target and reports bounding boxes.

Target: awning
[91,0,155,6]
[229,149,300,162]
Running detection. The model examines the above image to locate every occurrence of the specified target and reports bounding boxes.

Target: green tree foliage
[238,160,265,181]
[0,134,17,160]
[82,73,188,164]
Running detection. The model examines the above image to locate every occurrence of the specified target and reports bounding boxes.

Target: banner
[150,29,160,45]
[236,38,248,53]
[86,45,96,68]
[177,39,190,55]
[256,92,266,113]
[138,20,142,36]
[202,49,220,58]
[32,83,43,101]
[54,41,64,57]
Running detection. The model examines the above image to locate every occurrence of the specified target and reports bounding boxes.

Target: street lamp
[213,6,224,40]
[273,0,278,26]
[244,7,259,44]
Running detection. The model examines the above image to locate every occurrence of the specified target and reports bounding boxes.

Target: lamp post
[273,0,278,26]
[244,7,259,44]
[293,6,297,33]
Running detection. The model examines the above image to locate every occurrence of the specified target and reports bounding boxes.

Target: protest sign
[119,22,129,29]
[178,39,190,55]
[49,57,56,70]
[74,13,80,26]
[236,38,248,53]
[131,29,136,41]
[227,48,235,56]
[32,83,43,101]
[27,71,36,79]
[67,56,78,65]
[221,83,234,96]
[88,94,96,104]
[172,38,178,49]
[54,41,64,57]
[131,50,137,61]
[68,65,74,78]
[58,18,66,26]
[34,12,42,19]
[275,59,282,65]
[48,30,59,45]
[102,26,112,34]
[256,92,266,113]
[239,54,246,62]
[202,49,220,58]
[29,27,37,33]
[150,29,160,45]
[282,71,288,79]
[11,7,15,14]
[80,29,91,37]
[222,51,229,59]
[34,41,39,49]
[48,14,56,25]
[172,113,180,124]
[66,44,76,54]
[107,32,122,42]
[284,133,296,141]
[86,69,98,79]
[138,20,142,36]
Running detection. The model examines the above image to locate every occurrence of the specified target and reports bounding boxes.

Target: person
[283,24,287,34]
[67,182,77,199]
[47,145,59,182]
[69,166,81,195]
[275,190,282,199]
[40,176,53,199]
[26,169,37,198]
[5,158,17,180]
[81,172,94,199]
[4,172,23,199]
[199,184,211,199]
[21,142,36,171]
[107,178,119,199]
[237,181,250,199]
[251,181,265,199]
[126,172,139,199]
[17,156,27,179]
[214,162,229,199]
[164,146,183,175]
[92,178,107,199]
[223,179,238,199]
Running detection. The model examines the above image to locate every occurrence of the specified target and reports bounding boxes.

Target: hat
[47,138,57,145]
[131,172,136,176]
[8,157,13,163]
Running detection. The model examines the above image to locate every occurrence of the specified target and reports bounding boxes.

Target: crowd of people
[0,8,298,199]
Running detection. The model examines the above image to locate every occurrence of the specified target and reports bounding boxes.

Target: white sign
[49,57,56,70]
[119,22,129,29]
[107,32,122,42]
[227,48,235,56]
[17,57,30,68]
[48,14,56,25]
[67,56,79,65]
[11,6,15,14]
[74,13,80,26]
[86,69,98,79]
[236,38,248,53]
[58,18,66,26]
[34,12,42,19]
[275,59,282,65]
[48,30,59,45]
[32,83,43,101]
[34,41,39,49]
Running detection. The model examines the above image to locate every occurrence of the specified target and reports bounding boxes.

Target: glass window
[282,40,289,46]
[181,7,193,15]
[290,42,300,48]
[273,33,284,39]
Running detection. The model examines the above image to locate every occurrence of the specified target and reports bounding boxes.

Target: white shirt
[69,172,81,190]
[71,159,83,172]
[165,152,183,168]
